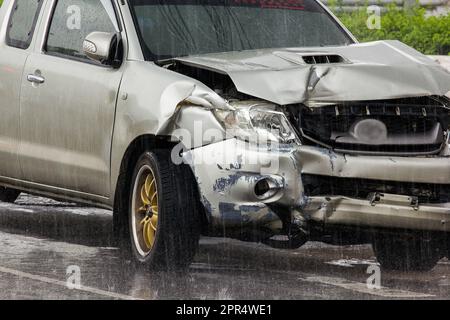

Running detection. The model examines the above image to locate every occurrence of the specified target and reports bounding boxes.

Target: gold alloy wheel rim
[133,167,159,255]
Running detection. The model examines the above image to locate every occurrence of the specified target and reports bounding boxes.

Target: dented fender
[110,61,230,199]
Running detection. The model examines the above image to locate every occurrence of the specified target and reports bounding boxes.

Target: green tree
[332,3,450,55]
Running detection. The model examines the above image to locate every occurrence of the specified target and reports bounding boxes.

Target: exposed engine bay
[287,96,450,156]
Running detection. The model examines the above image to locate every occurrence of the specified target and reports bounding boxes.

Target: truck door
[0,0,43,180]
[19,0,123,197]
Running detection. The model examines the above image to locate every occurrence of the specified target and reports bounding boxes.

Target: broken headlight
[214,101,299,145]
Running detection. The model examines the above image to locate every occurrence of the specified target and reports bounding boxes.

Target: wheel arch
[112,134,208,244]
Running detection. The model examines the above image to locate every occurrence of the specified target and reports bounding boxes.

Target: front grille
[288,97,449,155]
[302,174,450,204]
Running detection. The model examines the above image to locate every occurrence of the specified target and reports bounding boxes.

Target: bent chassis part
[184,139,450,240]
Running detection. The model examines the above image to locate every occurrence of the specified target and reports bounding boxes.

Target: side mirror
[83,32,122,68]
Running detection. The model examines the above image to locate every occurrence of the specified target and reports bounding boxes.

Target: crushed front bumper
[184,138,450,235]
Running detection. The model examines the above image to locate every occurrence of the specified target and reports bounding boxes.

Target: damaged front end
[159,41,450,248]
[182,100,450,248]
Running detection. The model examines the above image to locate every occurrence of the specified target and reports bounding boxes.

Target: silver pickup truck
[0,0,450,272]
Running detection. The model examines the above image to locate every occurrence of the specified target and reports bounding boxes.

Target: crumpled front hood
[174,40,450,106]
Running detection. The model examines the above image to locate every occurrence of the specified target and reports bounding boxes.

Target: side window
[6,0,43,49]
[46,0,118,60]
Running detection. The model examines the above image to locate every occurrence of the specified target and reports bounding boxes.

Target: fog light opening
[254,177,281,200]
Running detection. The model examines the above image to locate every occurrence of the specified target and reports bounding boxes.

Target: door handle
[27,74,45,84]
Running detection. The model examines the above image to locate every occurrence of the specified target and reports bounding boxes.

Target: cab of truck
[0,0,449,272]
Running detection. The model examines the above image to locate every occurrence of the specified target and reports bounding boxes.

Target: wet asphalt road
[0,194,449,300]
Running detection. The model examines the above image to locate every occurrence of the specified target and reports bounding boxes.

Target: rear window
[6,0,43,49]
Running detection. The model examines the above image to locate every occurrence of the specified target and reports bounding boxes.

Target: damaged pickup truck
[0,0,450,271]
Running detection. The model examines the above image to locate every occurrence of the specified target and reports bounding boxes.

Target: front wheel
[122,150,201,271]
[372,234,441,271]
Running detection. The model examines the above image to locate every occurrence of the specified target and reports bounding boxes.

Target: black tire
[0,187,20,203]
[372,234,441,271]
[116,149,201,271]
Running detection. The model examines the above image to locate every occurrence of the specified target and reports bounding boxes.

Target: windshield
[128,0,354,60]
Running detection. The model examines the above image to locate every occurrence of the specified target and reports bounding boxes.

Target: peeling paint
[239,205,266,213]
[218,203,243,223]
[213,174,241,193]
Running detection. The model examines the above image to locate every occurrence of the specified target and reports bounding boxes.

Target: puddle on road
[0,194,447,299]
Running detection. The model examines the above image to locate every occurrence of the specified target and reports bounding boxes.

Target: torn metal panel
[175,40,450,105]
[167,106,226,149]
[155,82,230,135]
[182,139,300,231]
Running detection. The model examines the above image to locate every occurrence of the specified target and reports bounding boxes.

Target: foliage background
[0,0,447,55]
[331,3,450,55]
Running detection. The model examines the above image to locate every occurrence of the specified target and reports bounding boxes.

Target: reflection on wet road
[0,194,448,300]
